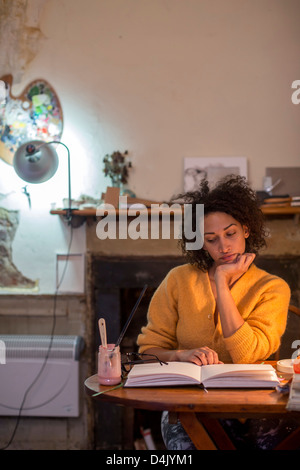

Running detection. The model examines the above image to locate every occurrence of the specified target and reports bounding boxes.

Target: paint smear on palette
[0,75,63,165]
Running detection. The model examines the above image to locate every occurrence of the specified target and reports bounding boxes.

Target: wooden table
[84,366,300,450]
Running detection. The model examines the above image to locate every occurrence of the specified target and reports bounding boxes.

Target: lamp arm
[26,141,71,213]
[16,139,74,224]
[48,141,72,217]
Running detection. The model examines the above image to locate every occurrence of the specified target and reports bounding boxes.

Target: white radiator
[0,335,84,417]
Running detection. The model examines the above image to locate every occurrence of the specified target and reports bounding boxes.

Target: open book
[124,362,279,388]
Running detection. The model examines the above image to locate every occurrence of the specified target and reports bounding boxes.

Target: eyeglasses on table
[121,352,167,375]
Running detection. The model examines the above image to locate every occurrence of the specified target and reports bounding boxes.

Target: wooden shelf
[51,209,98,217]
[260,205,300,215]
[51,205,300,217]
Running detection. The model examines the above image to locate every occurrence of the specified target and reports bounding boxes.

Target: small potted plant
[103,150,132,188]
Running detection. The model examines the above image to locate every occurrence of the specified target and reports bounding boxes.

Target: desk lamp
[13,140,73,224]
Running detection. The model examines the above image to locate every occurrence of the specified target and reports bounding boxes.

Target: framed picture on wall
[184,156,248,192]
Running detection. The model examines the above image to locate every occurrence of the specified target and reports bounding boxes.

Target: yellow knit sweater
[137,263,290,363]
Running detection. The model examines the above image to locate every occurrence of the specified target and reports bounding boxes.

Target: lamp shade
[13,140,59,184]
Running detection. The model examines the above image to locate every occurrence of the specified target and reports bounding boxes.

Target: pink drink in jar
[98,343,121,385]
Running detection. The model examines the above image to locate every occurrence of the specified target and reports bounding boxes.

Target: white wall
[0,0,299,293]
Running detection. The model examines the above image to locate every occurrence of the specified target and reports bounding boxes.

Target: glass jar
[98,343,121,385]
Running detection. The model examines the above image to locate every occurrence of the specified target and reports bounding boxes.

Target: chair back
[273,304,300,361]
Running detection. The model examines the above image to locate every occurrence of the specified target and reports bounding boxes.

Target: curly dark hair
[177,175,267,271]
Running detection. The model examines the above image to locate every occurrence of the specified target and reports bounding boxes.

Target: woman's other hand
[175,346,223,365]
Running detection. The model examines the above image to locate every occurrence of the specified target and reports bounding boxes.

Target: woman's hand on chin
[215,252,256,286]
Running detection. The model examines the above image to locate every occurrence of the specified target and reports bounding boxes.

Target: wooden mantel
[50,205,300,217]
[51,185,300,219]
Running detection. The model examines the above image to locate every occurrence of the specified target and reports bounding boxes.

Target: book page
[127,361,202,381]
[125,361,204,386]
[200,364,275,381]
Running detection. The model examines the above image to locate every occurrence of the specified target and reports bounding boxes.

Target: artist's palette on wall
[0,74,63,165]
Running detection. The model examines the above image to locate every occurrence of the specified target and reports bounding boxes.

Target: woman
[137,175,294,450]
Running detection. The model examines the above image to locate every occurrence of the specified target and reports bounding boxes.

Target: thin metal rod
[115,284,148,349]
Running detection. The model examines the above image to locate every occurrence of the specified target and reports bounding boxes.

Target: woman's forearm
[215,276,244,338]
[213,254,255,338]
